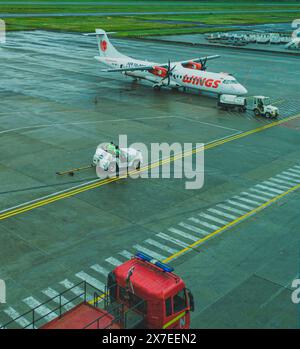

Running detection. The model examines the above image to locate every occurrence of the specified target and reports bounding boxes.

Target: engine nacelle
[149,66,168,78]
[183,61,203,70]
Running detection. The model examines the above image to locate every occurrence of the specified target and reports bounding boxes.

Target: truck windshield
[119,287,147,314]
[263,97,271,106]
[173,289,187,313]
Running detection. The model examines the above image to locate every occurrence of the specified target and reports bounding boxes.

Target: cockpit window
[223,79,238,84]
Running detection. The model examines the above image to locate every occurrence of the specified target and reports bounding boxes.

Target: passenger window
[165,297,172,317]
[173,289,186,313]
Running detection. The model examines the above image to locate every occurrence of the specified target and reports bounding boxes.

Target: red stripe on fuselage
[182,75,221,89]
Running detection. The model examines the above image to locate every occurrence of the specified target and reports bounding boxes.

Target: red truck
[2,252,194,329]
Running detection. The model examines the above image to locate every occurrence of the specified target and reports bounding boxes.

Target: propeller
[200,57,208,71]
[162,60,176,85]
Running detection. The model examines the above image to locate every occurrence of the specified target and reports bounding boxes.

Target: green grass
[5,11,299,37]
[0,0,298,3]
[1,1,299,15]
[140,12,300,25]
[4,16,197,33]
[2,1,299,37]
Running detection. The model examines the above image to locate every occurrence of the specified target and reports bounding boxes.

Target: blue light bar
[135,251,153,262]
[155,261,174,273]
[135,252,174,273]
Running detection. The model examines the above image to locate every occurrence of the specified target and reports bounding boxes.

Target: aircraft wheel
[153,85,161,91]
[108,162,118,173]
[133,160,141,170]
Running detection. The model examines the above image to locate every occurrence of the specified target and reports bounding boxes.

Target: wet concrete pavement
[0,31,300,328]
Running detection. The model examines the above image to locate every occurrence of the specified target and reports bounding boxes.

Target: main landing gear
[153,84,161,91]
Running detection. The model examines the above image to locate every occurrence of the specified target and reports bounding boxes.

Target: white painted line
[4,307,32,329]
[0,115,177,135]
[23,296,57,323]
[226,200,253,211]
[249,188,275,197]
[118,250,133,260]
[75,271,105,292]
[189,217,220,231]
[233,196,261,206]
[59,279,93,303]
[42,287,74,311]
[263,180,290,190]
[277,174,300,183]
[240,192,268,202]
[168,227,198,242]
[157,232,189,248]
[198,212,228,225]
[145,238,178,254]
[0,129,246,216]
[293,165,300,170]
[207,208,237,220]
[90,264,110,277]
[288,168,300,175]
[216,204,246,215]
[268,178,295,187]
[179,221,210,235]
[175,116,242,132]
[255,184,284,194]
[0,178,100,215]
[133,244,166,261]
[59,279,84,297]
[105,257,122,267]
[282,171,300,179]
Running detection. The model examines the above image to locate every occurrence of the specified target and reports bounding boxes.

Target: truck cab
[218,94,279,118]
[247,96,279,118]
[1,252,194,329]
[108,252,194,329]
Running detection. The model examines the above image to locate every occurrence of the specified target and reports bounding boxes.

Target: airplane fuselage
[96,56,247,96]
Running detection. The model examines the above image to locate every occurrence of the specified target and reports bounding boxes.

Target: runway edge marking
[163,180,300,263]
[0,113,299,221]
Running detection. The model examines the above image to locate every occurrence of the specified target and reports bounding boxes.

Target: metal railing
[0,281,105,329]
[83,291,146,329]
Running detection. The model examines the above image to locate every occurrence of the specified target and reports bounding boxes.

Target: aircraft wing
[100,55,220,73]
[177,55,220,65]
[100,64,157,73]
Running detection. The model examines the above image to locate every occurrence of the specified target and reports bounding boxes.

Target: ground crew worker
[115,145,120,177]
[107,141,116,154]
[115,145,121,157]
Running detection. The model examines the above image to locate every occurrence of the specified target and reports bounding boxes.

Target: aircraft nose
[236,84,248,95]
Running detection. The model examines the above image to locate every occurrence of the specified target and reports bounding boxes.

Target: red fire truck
[1,252,194,329]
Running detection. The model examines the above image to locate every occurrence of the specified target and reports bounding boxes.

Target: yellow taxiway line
[0,113,299,222]
[163,180,300,264]
[87,178,300,308]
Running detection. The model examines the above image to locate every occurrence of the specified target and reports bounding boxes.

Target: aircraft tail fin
[92,29,125,58]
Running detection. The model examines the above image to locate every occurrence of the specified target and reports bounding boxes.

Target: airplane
[85,29,248,96]
[285,37,300,50]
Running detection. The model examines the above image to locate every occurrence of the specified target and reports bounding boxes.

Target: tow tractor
[1,252,194,329]
[218,94,279,118]
[93,143,143,173]
[56,143,143,176]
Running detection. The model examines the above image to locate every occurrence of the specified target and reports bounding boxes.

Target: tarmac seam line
[0,112,299,221]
